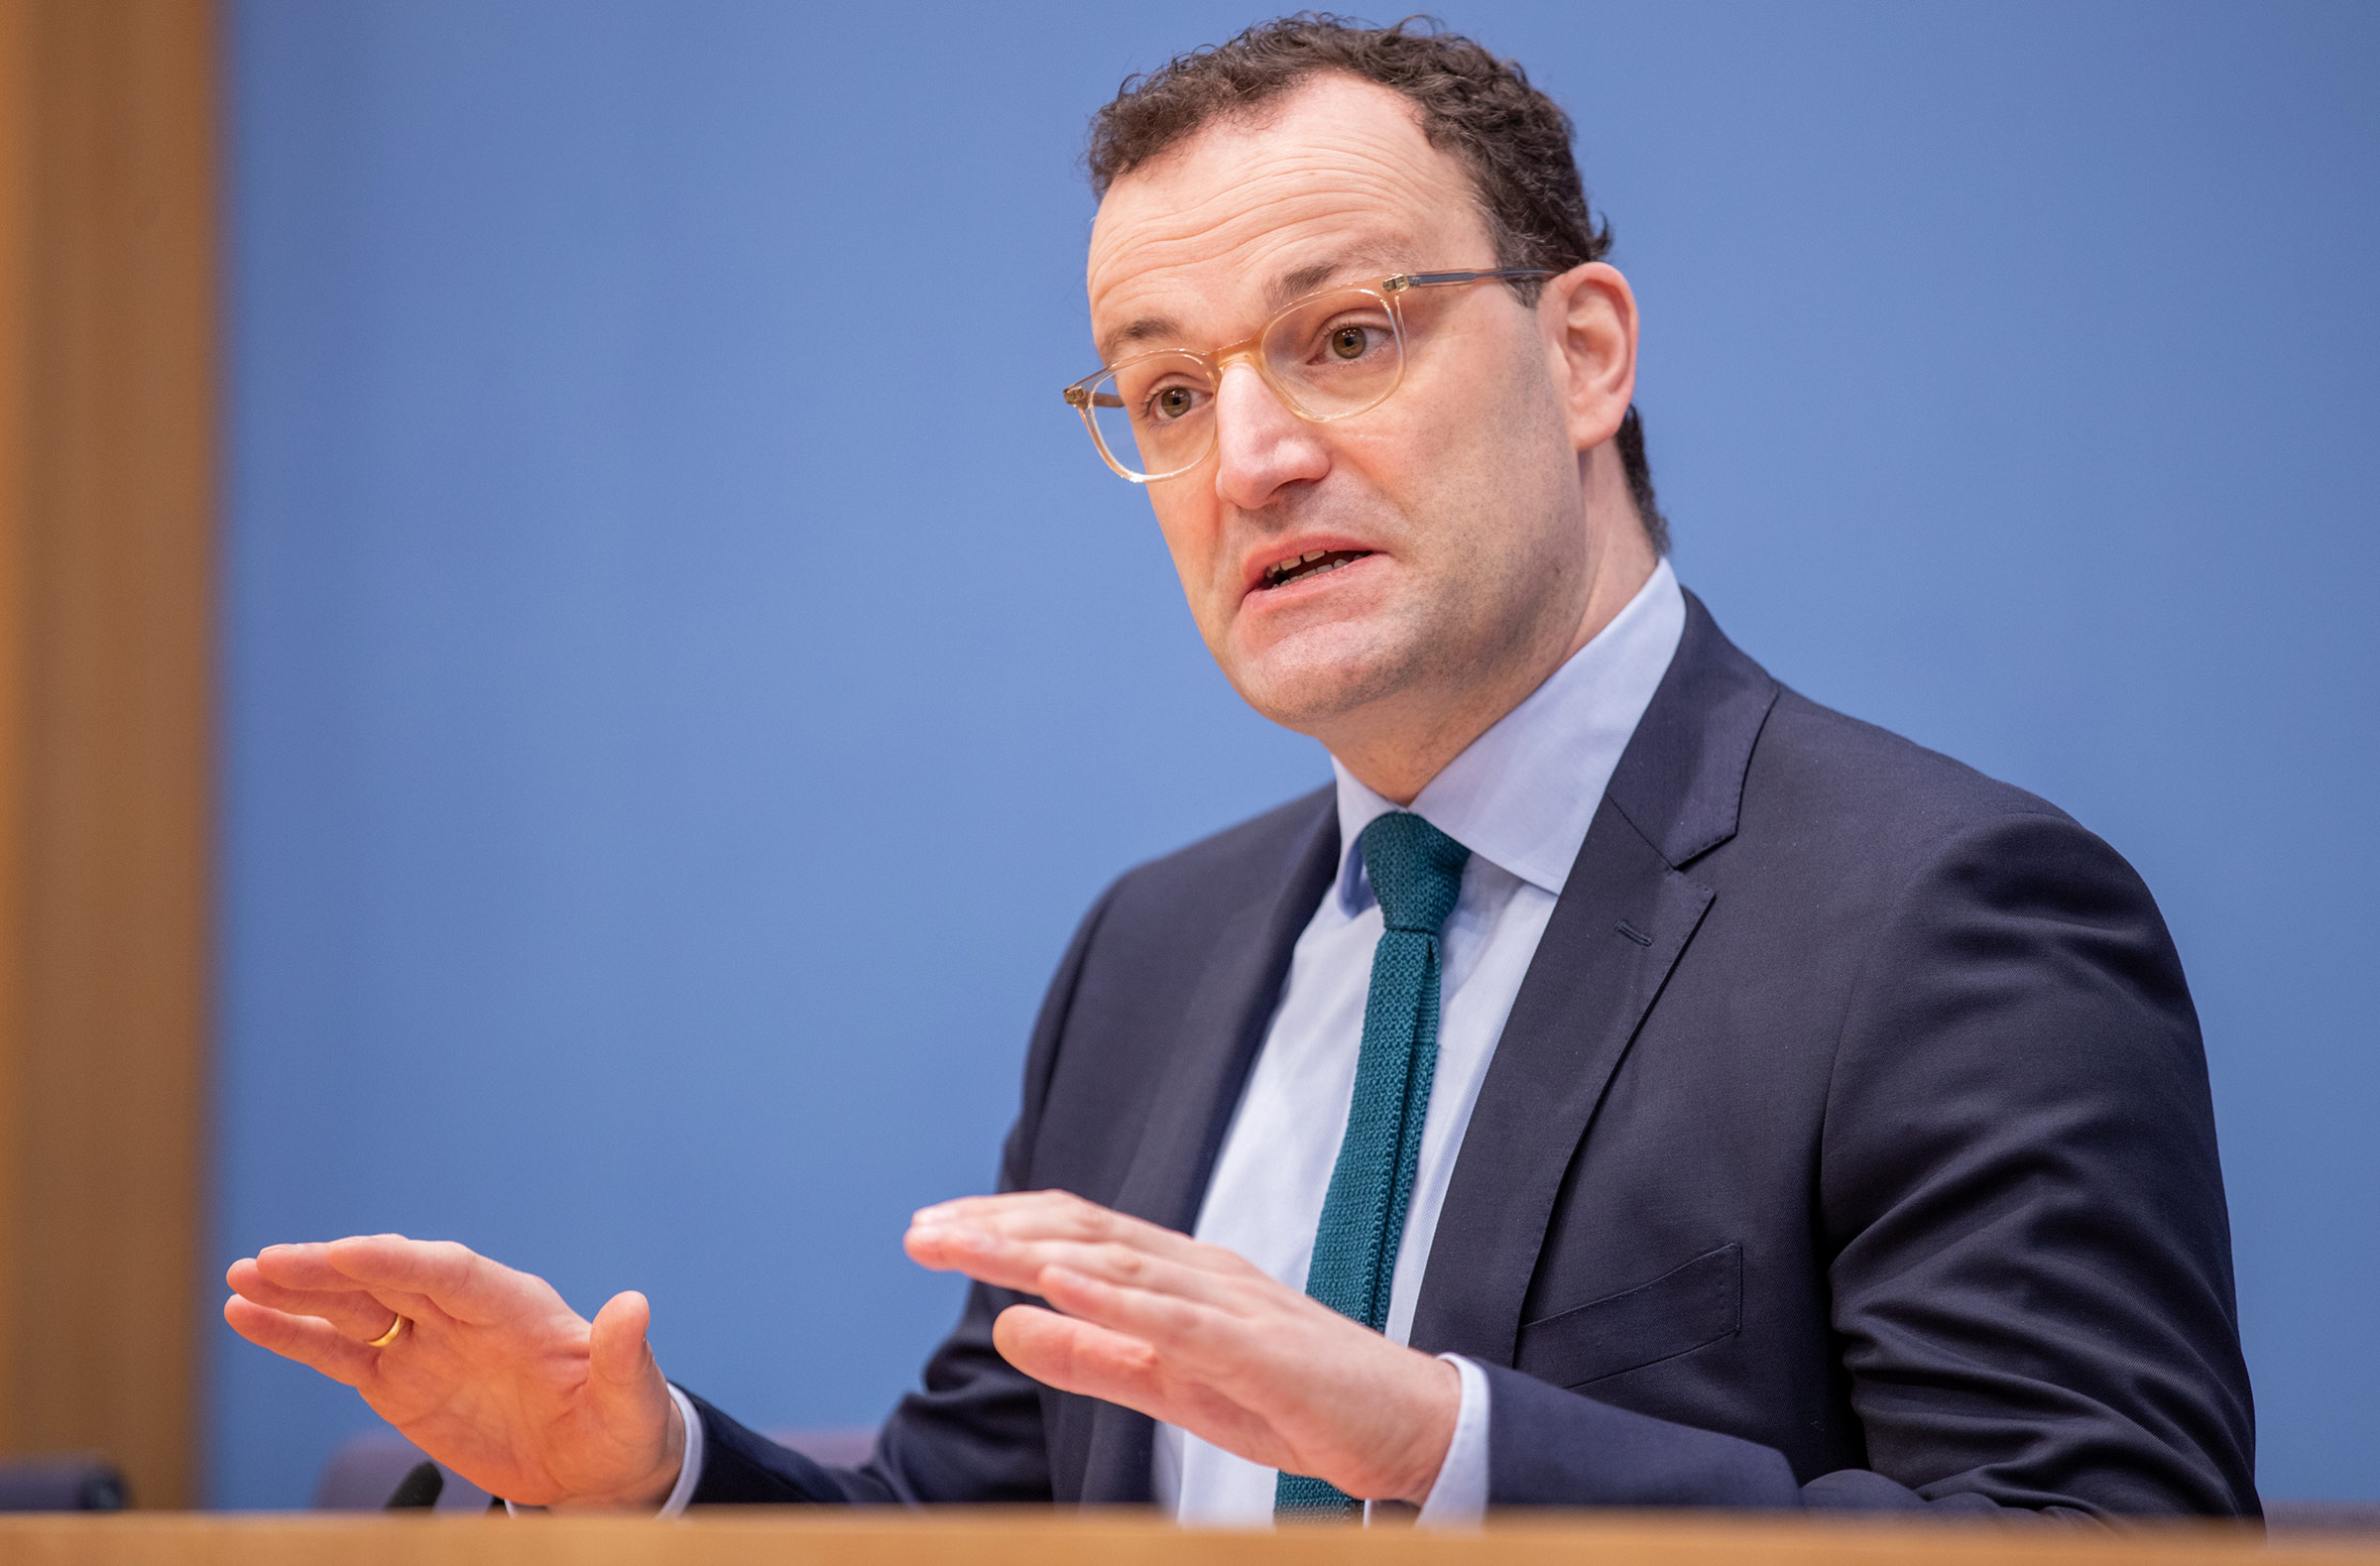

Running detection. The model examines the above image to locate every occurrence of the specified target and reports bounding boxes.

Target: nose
[1211,356,1329,511]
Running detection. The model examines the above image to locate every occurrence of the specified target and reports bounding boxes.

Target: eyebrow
[1268,257,1359,306]
[1100,311,1185,360]
[1096,244,1417,363]
[1267,243,1411,308]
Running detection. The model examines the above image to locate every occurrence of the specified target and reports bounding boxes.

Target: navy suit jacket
[686,594,2259,1516]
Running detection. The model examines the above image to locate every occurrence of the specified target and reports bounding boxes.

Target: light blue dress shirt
[659,559,1686,1523]
[1155,557,1686,1525]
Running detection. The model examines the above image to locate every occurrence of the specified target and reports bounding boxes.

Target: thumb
[588,1289,660,1398]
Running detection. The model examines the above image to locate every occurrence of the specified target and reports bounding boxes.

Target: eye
[1329,324,1372,360]
[1147,384,1203,422]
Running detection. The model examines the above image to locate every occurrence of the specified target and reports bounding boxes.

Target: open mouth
[1259,548,1372,590]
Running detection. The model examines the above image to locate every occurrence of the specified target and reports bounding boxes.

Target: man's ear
[1541,262,1638,453]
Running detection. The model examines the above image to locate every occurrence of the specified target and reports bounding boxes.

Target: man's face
[1086,74,1595,743]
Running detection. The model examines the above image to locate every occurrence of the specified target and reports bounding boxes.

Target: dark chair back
[313,1425,878,1509]
[0,1456,127,1511]
[310,1432,492,1511]
[2266,1502,2380,1533]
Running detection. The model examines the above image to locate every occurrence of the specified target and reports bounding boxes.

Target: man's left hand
[903,1190,1459,1506]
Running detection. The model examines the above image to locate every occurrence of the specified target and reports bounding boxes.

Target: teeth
[1264,547,1365,586]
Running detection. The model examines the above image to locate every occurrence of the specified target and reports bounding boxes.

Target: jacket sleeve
[1485,811,2258,1516]
[682,883,1119,1506]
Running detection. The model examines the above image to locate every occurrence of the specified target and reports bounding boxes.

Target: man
[226,19,2257,1520]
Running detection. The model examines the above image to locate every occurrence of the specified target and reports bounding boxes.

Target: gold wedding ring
[367,1314,407,1348]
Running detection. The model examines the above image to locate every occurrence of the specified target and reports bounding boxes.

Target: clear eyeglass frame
[1061,269,1554,485]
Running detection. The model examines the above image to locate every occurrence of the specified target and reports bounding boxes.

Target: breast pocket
[1515,1242,1742,1389]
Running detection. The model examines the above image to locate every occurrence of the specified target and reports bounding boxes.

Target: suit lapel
[1076,795,1340,1504]
[1405,805,1712,1362]
[1409,593,1779,1364]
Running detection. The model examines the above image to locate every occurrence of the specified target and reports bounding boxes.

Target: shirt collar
[1330,556,1686,909]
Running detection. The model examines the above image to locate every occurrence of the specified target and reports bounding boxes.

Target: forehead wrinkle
[1268,242,1414,307]
[1105,311,1185,357]
[1090,188,1456,357]
[1091,153,1444,290]
[1094,216,1407,359]
[1085,78,1488,362]
[1098,235,1409,362]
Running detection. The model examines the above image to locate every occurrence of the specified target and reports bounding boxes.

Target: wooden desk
[0,1511,2374,1566]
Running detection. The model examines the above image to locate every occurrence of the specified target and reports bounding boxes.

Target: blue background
[216,0,2380,1506]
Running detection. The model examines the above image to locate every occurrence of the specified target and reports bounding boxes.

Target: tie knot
[1360,811,1471,934]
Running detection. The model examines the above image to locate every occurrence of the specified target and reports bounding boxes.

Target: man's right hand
[223,1236,685,1509]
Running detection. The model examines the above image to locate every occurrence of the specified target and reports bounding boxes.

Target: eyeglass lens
[1088,288,1405,481]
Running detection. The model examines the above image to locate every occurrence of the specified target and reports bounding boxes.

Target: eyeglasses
[1062,269,1553,484]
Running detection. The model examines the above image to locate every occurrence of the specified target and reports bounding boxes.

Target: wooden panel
[0,1512,2376,1566]
[0,0,215,1510]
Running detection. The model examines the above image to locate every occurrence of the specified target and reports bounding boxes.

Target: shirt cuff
[1413,1353,1489,1526]
[502,1384,704,1518]
[655,1384,705,1516]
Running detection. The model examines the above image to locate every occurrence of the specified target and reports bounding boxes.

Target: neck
[1328,532,1658,807]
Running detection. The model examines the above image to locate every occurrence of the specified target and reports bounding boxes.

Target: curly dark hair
[1087,14,1668,554]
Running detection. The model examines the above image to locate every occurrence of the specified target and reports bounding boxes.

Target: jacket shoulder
[1746,686,2077,855]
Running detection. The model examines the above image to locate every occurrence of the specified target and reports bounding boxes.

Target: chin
[1225,627,1418,735]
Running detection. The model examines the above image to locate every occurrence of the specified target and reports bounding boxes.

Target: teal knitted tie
[1275,811,1471,1520]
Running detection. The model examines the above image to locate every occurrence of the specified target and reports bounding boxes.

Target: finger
[227,1262,413,1342]
[907,1226,1246,1318]
[994,1305,1325,1484]
[904,1222,1130,1293]
[588,1290,658,1394]
[914,1192,1205,1263]
[1039,1259,1409,1403]
[249,1241,473,1334]
[587,1291,682,1493]
[1031,1239,1245,1302]
[249,1243,394,1294]
[352,1285,454,1331]
[910,1196,1257,1304]
[989,1302,1266,1445]
[904,1222,1050,1291]
[911,1190,1083,1228]
[321,1236,545,1326]
[991,1303,1163,1405]
[223,1295,377,1387]
[1033,1262,1221,1362]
